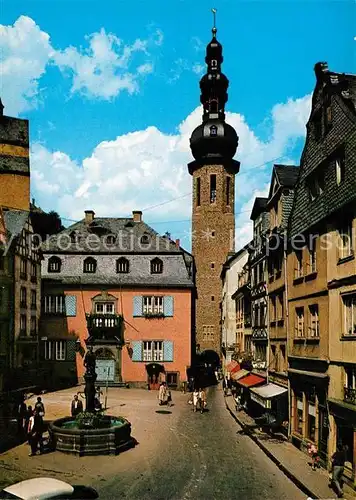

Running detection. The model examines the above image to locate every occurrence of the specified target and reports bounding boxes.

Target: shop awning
[236,373,265,388]
[250,383,288,409]
[226,360,240,373]
[230,369,250,381]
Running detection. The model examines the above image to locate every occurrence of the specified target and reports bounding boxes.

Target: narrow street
[96,385,304,500]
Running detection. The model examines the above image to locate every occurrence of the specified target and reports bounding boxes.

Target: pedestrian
[71,394,83,417]
[330,444,348,498]
[307,442,320,470]
[28,408,43,456]
[16,395,27,435]
[24,405,33,436]
[167,386,172,407]
[222,376,229,396]
[158,382,167,405]
[192,388,199,412]
[198,388,207,414]
[34,396,45,417]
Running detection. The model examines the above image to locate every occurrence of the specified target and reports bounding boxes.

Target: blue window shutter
[163,340,173,362]
[66,340,76,361]
[65,295,77,317]
[133,296,143,317]
[163,296,174,317]
[132,341,143,361]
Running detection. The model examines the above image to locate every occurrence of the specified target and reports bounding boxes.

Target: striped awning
[225,360,240,373]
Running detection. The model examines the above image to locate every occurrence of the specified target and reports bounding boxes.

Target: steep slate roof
[41,215,195,288]
[289,63,356,238]
[250,197,268,221]
[3,209,29,237]
[43,217,184,254]
[274,164,300,188]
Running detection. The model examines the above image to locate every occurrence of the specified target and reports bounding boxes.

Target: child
[307,442,319,470]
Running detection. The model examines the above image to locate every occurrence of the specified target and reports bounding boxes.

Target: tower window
[210,174,217,203]
[211,263,215,269]
[226,176,231,206]
[196,177,201,206]
[210,125,217,137]
[211,59,217,68]
[211,295,215,301]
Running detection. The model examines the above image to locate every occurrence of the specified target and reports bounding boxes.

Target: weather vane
[212,8,217,28]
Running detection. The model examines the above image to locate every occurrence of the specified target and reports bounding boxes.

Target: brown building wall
[192,164,235,354]
[0,173,30,212]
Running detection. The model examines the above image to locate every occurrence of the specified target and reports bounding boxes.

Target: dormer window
[150,258,163,274]
[140,234,150,246]
[83,257,97,273]
[210,125,217,137]
[48,256,61,273]
[116,257,129,274]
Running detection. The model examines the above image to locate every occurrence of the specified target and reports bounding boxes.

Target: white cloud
[0,16,53,116]
[192,63,205,75]
[53,29,156,99]
[0,16,162,113]
[191,36,204,52]
[31,94,312,246]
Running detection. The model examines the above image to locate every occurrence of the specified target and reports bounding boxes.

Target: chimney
[175,239,180,248]
[85,210,95,224]
[132,211,142,223]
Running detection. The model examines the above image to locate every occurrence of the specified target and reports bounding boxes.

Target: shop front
[235,373,266,416]
[288,367,329,463]
[328,398,356,489]
[250,383,288,425]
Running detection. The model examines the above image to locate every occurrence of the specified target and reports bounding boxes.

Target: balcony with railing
[86,313,124,343]
[344,386,356,406]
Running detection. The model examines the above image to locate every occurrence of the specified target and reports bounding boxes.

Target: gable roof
[250,197,268,221]
[267,164,299,204]
[3,209,29,237]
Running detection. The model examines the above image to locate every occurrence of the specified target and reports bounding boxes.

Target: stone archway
[199,349,220,368]
[194,350,221,388]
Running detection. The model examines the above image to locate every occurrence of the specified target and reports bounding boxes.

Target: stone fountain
[49,348,133,456]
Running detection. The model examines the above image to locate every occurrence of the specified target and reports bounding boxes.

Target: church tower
[0,99,30,212]
[188,12,240,357]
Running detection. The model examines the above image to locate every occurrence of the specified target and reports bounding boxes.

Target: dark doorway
[146,363,165,390]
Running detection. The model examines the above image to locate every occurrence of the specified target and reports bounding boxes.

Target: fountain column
[83,346,97,412]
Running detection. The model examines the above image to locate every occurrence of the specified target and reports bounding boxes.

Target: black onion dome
[205,36,223,64]
[190,120,238,161]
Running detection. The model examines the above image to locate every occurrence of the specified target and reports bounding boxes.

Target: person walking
[28,408,43,456]
[34,397,45,417]
[24,405,33,436]
[222,376,229,396]
[331,444,348,498]
[17,396,27,435]
[158,382,167,405]
[307,442,320,470]
[192,388,199,412]
[198,388,207,414]
[71,394,83,417]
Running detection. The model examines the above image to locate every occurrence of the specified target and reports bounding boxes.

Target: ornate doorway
[95,348,115,382]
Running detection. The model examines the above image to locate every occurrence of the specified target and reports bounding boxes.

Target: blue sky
[1,0,355,249]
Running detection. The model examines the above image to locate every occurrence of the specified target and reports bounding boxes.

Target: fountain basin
[49,416,133,456]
